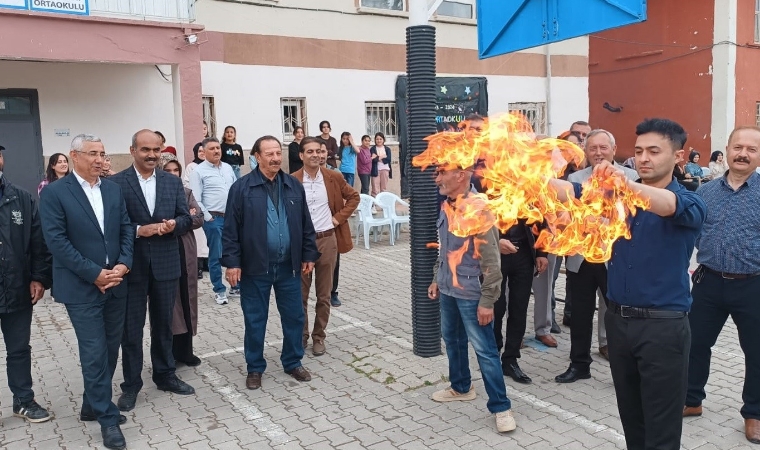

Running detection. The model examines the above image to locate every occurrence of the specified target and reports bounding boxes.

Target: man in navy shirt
[551,118,706,450]
[685,126,760,445]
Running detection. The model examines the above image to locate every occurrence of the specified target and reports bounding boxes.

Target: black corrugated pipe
[406,24,440,357]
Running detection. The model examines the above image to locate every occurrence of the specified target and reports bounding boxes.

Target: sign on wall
[0,0,88,15]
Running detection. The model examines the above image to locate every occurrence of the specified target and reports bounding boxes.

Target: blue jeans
[203,216,226,294]
[240,261,305,373]
[342,172,355,187]
[440,293,511,413]
[231,165,241,179]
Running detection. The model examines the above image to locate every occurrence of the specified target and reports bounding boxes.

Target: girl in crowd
[370,132,392,195]
[685,150,708,181]
[162,158,205,367]
[339,132,360,187]
[38,153,70,195]
[709,150,729,179]
[288,126,304,174]
[318,120,340,170]
[673,152,700,191]
[221,125,244,179]
[357,135,373,195]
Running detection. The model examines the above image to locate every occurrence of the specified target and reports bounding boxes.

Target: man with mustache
[222,135,319,390]
[685,126,760,445]
[110,130,194,412]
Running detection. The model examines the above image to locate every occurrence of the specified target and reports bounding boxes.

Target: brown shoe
[536,334,558,348]
[312,340,326,356]
[746,418,760,444]
[599,346,609,360]
[286,366,312,382]
[246,372,262,390]
[683,405,702,417]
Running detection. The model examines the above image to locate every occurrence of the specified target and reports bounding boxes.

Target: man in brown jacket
[293,137,360,356]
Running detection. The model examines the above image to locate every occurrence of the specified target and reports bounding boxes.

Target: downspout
[545,44,553,136]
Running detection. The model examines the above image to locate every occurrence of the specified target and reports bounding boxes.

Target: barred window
[365,102,399,143]
[756,102,760,127]
[281,97,308,142]
[508,102,547,135]
[202,96,217,138]
[361,0,404,11]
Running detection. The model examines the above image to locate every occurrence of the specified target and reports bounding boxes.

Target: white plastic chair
[356,194,395,249]
[701,167,711,178]
[375,192,410,240]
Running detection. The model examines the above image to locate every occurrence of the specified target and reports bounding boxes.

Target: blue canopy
[477,0,647,59]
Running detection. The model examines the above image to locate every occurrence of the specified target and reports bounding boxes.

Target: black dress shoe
[156,376,195,395]
[502,362,532,384]
[80,409,127,424]
[555,366,591,383]
[551,319,562,334]
[101,425,126,450]
[116,392,137,412]
[177,355,202,367]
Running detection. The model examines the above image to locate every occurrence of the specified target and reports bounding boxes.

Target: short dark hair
[570,120,590,129]
[635,118,688,150]
[299,136,322,154]
[688,151,700,162]
[154,131,166,144]
[710,150,723,162]
[374,132,385,143]
[251,135,282,155]
[361,135,370,142]
[319,120,331,131]
[202,137,220,149]
[0,145,4,152]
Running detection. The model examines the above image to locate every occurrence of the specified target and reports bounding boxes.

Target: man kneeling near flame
[427,163,516,433]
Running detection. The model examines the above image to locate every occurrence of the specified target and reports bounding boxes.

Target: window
[366,102,399,143]
[508,102,547,134]
[436,0,474,19]
[756,102,760,127]
[202,96,217,138]
[281,97,308,142]
[756,0,760,43]
[361,0,404,11]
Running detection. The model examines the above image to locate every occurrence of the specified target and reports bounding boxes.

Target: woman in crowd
[357,135,373,195]
[318,120,340,170]
[184,126,210,279]
[37,153,70,195]
[708,150,729,179]
[162,158,204,366]
[221,125,244,179]
[101,156,116,178]
[288,126,305,173]
[370,132,392,195]
[674,152,700,191]
[339,132,360,187]
[557,130,583,180]
[685,150,709,182]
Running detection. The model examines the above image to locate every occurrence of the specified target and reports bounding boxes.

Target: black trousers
[493,243,534,364]
[552,255,572,316]
[121,273,179,393]
[331,253,340,297]
[687,271,760,419]
[0,307,34,405]
[606,309,690,450]
[566,261,607,370]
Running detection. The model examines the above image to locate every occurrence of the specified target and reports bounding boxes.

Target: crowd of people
[0,114,757,450]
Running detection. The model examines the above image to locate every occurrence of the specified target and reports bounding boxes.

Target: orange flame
[415,112,649,265]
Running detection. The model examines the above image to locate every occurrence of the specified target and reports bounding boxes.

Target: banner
[395,76,489,197]
[0,0,89,14]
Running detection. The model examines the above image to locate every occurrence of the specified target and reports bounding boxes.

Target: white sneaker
[431,386,476,402]
[495,410,516,432]
[215,293,228,305]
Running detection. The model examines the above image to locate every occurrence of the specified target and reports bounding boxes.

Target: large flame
[415,112,649,270]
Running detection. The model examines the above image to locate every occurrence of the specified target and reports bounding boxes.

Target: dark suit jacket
[39,173,134,304]
[110,167,191,282]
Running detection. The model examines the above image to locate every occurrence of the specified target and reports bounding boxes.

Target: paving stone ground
[0,224,753,449]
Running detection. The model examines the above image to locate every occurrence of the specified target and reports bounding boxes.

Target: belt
[608,301,687,319]
[702,265,760,280]
[316,229,334,239]
[103,264,113,270]
[209,211,225,217]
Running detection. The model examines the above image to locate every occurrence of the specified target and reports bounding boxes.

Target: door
[0,90,44,196]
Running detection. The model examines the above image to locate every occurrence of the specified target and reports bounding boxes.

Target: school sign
[0,0,88,15]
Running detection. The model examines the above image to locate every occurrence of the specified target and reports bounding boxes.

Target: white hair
[585,129,616,148]
[70,134,102,152]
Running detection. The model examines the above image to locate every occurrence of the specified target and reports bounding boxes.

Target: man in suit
[40,134,134,450]
[555,129,639,383]
[293,137,359,356]
[110,130,194,412]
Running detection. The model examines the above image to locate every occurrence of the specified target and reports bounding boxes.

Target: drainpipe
[545,44,553,136]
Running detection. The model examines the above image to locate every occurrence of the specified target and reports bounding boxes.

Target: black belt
[104,264,113,270]
[209,211,225,217]
[608,301,687,319]
[702,265,760,280]
[316,229,334,239]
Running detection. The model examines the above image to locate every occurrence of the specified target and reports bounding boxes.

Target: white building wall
[0,61,177,158]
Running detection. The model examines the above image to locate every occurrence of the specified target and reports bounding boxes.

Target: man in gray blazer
[555,129,639,383]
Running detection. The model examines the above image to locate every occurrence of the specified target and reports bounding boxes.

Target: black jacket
[0,177,52,313]
[499,218,548,263]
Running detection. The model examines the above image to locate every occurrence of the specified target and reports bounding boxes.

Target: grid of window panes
[508,102,547,135]
[361,0,404,11]
[437,1,473,19]
[365,102,399,143]
[281,98,308,142]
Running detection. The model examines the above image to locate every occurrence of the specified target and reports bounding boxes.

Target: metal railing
[89,0,194,23]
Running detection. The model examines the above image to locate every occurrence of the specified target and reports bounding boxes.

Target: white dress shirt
[303,168,333,233]
[135,166,157,216]
[72,169,107,264]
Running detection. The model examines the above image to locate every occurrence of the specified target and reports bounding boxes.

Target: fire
[414,112,649,269]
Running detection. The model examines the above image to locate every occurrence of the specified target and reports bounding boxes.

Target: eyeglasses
[76,151,107,159]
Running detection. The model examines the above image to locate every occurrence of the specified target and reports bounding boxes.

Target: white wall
[201,62,589,147]
[0,60,177,156]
